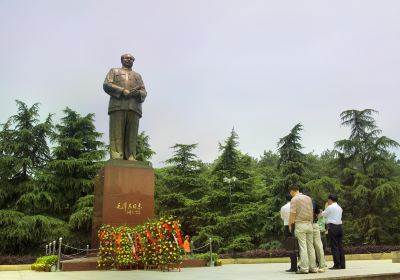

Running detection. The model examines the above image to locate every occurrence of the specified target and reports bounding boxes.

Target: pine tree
[42,108,107,244]
[0,101,67,254]
[264,123,306,243]
[156,143,206,237]
[334,109,400,244]
[0,101,53,208]
[195,129,262,253]
[136,131,156,164]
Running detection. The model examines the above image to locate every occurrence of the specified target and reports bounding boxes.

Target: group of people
[280,184,345,274]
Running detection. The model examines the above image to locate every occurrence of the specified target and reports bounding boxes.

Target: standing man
[103,53,147,160]
[288,184,318,274]
[322,194,345,270]
[280,196,297,272]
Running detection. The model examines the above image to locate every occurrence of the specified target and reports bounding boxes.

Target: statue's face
[121,56,134,68]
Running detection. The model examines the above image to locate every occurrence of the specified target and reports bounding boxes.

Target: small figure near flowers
[183,235,191,254]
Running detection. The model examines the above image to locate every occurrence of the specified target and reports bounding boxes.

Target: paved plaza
[1,260,400,280]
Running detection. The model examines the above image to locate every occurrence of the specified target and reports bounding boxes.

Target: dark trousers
[284,225,297,270]
[109,110,140,159]
[328,224,345,268]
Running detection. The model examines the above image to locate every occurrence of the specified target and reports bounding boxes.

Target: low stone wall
[392,251,400,263]
[0,264,31,271]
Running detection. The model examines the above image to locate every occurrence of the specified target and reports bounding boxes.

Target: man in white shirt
[280,196,297,272]
[322,194,345,269]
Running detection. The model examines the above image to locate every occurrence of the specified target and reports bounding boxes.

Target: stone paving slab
[1,260,400,280]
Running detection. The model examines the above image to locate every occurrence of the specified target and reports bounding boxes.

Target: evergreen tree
[0,101,53,208]
[274,123,306,199]
[0,101,66,254]
[277,123,305,189]
[264,123,306,243]
[136,131,155,164]
[334,109,400,244]
[195,129,263,253]
[213,129,241,177]
[156,143,206,238]
[43,108,107,244]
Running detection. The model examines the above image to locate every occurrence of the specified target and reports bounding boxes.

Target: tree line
[155,109,400,252]
[0,101,399,255]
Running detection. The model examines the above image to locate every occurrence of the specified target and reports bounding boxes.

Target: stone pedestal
[91,160,154,248]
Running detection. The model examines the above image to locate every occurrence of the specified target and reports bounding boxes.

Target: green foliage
[136,131,155,164]
[213,129,241,177]
[155,143,208,240]
[41,108,106,239]
[69,206,93,231]
[3,100,53,177]
[335,109,400,244]
[0,101,53,212]
[187,253,219,263]
[261,123,307,244]
[276,123,305,195]
[31,255,58,271]
[304,176,342,206]
[1,101,399,255]
[156,114,399,251]
[0,210,68,254]
[223,235,254,253]
[165,144,202,175]
[277,123,304,169]
[0,102,106,254]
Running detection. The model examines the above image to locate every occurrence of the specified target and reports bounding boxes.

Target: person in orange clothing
[183,235,191,254]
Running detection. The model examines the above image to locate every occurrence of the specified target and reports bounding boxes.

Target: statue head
[121,53,135,68]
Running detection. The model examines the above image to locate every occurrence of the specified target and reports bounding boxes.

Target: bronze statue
[103,54,147,160]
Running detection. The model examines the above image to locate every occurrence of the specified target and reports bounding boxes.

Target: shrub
[187,253,218,262]
[31,255,58,272]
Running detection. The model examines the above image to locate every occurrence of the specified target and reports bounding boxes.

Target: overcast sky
[0,0,399,166]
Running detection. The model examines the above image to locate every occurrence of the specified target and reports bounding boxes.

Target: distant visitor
[103,53,147,160]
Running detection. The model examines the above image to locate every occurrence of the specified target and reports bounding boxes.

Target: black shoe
[329,266,341,270]
[340,266,346,269]
[286,269,297,272]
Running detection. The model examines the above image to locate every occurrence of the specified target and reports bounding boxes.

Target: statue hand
[122,89,130,97]
[129,89,139,96]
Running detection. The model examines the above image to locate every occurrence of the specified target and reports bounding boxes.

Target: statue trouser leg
[124,111,140,160]
[109,111,125,159]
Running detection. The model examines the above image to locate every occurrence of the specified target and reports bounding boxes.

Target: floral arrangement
[97,216,183,271]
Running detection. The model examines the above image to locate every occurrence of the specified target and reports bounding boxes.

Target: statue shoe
[111,152,123,159]
[128,155,137,161]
